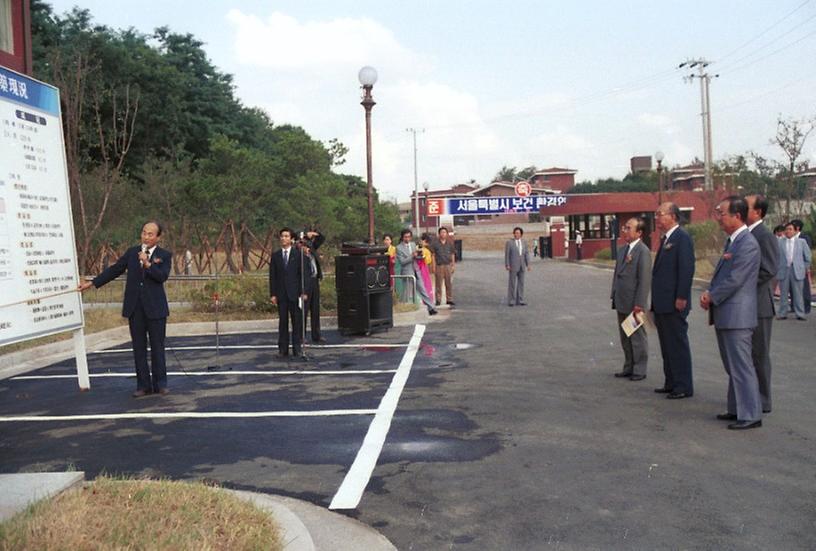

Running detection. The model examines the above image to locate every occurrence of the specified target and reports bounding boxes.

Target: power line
[717,0,812,61]
[717,11,816,73]
[720,26,816,75]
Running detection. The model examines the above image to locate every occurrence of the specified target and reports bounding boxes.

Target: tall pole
[362,86,376,244]
[407,128,424,232]
[680,58,718,191]
[657,159,664,205]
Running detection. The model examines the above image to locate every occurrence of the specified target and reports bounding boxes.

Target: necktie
[283,249,288,267]
[724,237,731,253]
[787,239,794,265]
[517,240,522,255]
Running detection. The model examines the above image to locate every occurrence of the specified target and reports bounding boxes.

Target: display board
[0,64,83,347]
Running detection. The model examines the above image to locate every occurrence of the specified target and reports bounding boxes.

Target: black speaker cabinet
[337,289,393,335]
[335,254,391,293]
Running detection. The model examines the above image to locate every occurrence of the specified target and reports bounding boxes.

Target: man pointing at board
[79,221,172,397]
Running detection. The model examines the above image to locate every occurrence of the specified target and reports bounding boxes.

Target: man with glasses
[700,196,762,430]
[651,202,695,399]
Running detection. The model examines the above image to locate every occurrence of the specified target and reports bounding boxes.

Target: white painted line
[90,343,408,354]
[0,409,377,423]
[13,370,397,380]
[329,324,426,510]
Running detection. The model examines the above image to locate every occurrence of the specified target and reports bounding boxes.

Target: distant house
[528,167,578,193]
[671,164,706,191]
[0,0,32,75]
[630,156,653,174]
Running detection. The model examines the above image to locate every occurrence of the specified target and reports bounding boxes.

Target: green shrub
[686,221,723,257]
[190,275,337,313]
[594,248,612,260]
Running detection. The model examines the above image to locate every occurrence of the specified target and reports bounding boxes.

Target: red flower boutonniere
[722,253,733,261]
[625,254,633,263]
[664,243,674,250]
[153,257,163,264]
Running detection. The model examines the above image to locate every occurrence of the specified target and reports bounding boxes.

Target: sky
[47,0,816,202]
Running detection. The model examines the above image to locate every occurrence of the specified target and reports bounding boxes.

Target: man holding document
[611,217,652,381]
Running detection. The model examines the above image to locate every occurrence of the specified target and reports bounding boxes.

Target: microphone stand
[298,245,309,361]
[206,255,226,371]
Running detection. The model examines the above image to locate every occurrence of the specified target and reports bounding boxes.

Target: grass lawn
[0,476,282,551]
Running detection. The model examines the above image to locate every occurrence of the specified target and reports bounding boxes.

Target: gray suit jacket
[777,237,812,281]
[396,242,420,276]
[709,228,760,329]
[750,222,779,319]
[505,239,530,271]
[611,240,652,314]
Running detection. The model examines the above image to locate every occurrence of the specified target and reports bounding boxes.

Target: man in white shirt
[777,222,812,320]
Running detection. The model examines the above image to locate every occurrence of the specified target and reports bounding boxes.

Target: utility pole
[406,128,425,232]
[679,59,718,191]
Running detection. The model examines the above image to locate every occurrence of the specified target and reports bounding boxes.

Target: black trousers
[278,297,303,355]
[304,281,321,341]
[654,310,694,395]
[128,305,167,392]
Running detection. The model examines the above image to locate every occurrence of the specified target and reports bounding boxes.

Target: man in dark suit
[300,229,325,343]
[79,221,172,397]
[269,227,307,358]
[746,195,779,413]
[701,196,762,430]
[611,217,652,381]
[651,202,695,399]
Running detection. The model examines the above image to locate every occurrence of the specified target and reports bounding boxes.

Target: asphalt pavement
[1,251,815,550]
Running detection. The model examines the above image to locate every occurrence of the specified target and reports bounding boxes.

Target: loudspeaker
[337,290,393,335]
[335,254,391,293]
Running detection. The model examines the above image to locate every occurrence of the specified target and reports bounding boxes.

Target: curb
[0,471,85,522]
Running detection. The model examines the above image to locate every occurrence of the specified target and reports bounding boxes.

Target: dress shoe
[775,316,787,320]
[666,392,691,399]
[312,337,327,343]
[508,303,514,307]
[629,374,646,381]
[277,352,289,358]
[132,389,149,398]
[157,388,169,396]
[654,387,672,394]
[428,308,438,316]
[727,419,762,430]
[716,412,738,421]
[796,316,807,321]
[763,409,771,414]
[435,301,441,306]
[446,301,455,306]
[517,302,527,306]
[613,371,632,378]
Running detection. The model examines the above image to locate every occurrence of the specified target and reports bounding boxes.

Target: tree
[770,115,814,219]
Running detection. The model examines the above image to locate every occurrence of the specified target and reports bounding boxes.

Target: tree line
[30,1,402,273]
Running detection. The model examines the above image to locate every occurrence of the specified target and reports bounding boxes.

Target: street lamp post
[423,182,430,234]
[655,150,665,205]
[358,66,378,244]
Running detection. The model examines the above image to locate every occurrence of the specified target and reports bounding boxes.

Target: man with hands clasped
[700,196,763,430]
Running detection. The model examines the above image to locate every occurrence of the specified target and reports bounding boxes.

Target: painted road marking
[329,324,426,510]
[13,370,397,380]
[0,409,377,422]
[90,343,408,354]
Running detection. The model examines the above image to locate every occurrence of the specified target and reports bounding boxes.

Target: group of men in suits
[268,227,325,358]
[776,220,812,321]
[611,204,696,399]
[612,196,786,430]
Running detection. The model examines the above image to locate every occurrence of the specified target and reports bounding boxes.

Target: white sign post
[0,64,89,390]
